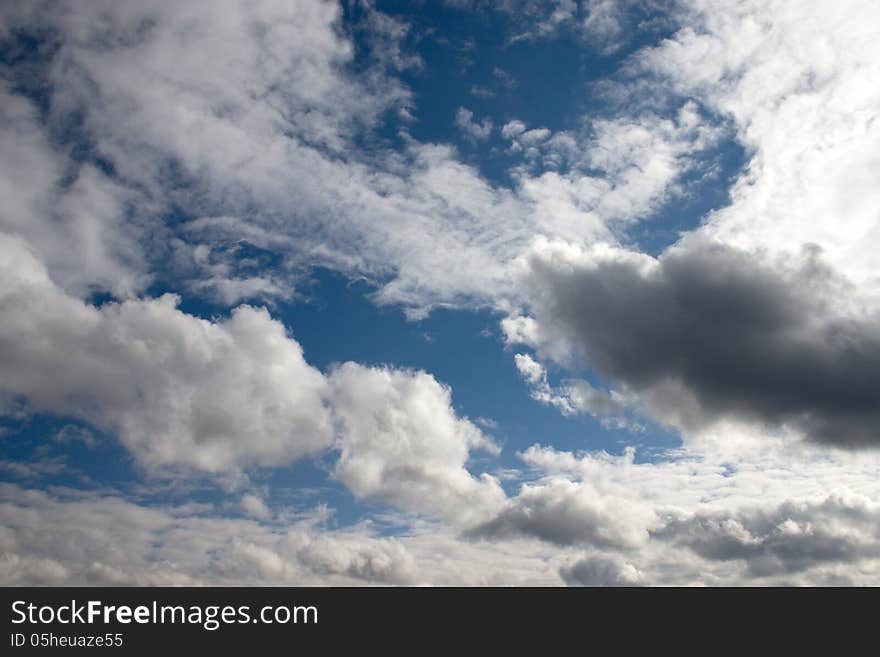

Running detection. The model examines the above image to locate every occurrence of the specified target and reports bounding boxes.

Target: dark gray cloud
[653,496,880,579]
[523,240,880,446]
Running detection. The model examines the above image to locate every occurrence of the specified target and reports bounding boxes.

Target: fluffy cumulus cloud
[0,232,333,473]
[1,231,507,519]
[2,0,880,586]
[455,107,494,142]
[469,476,655,548]
[330,364,506,526]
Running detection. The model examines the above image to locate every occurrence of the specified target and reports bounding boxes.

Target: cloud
[467,1,662,54]
[1,233,507,526]
[497,0,880,453]
[469,476,655,548]
[0,233,334,473]
[0,483,422,585]
[455,107,493,142]
[3,0,880,587]
[6,436,880,584]
[474,443,880,584]
[53,425,99,449]
[514,353,546,386]
[514,237,880,446]
[0,83,149,299]
[330,363,506,525]
[514,353,631,426]
[0,483,561,585]
[560,555,644,586]
[469,84,495,99]
[240,494,272,521]
[1,228,508,528]
[655,494,880,579]
[0,1,727,320]
[637,0,880,296]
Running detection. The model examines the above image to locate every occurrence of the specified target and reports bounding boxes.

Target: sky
[1,0,880,586]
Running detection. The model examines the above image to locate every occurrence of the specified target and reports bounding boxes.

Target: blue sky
[2,0,880,586]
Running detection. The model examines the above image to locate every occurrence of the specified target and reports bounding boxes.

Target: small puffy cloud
[469,84,495,99]
[455,107,493,142]
[501,120,550,157]
[514,353,546,385]
[295,534,417,584]
[240,494,272,521]
[54,425,99,449]
[501,119,528,140]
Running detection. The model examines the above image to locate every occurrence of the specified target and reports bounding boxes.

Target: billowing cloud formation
[642,0,880,294]
[655,494,880,579]
[0,233,332,472]
[503,0,880,450]
[515,237,880,446]
[469,476,654,548]
[1,231,505,517]
[6,441,880,585]
[2,0,880,587]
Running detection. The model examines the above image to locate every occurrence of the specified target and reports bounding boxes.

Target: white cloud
[1,229,509,527]
[639,0,880,299]
[240,494,272,521]
[470,475,657,548]
[0,232,333,473]
[0,483,561,585]
[514,352,631,426]
[455,107,493,142]
[7,430,880,585]
[3,0,880,586]
[501,119,527,140]
[330,363,506,526]
[0,0,729,320]
[513,353,546,386]
[0,83,149,299]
